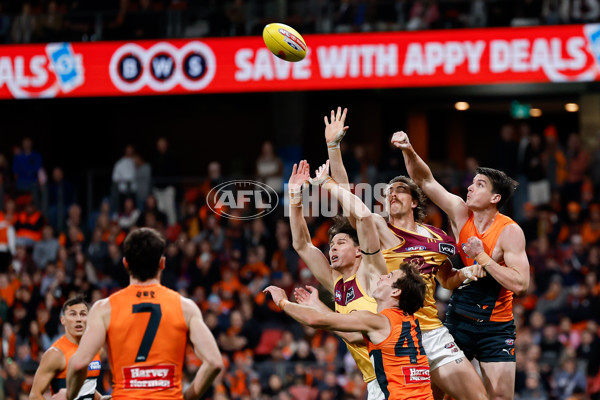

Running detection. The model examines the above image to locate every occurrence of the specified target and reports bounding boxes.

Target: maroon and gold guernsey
[383,223,457,331]
[334,274,377,383]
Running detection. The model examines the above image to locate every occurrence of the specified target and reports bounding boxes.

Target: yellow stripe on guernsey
[333,274,377,382]
[383,223,458,332]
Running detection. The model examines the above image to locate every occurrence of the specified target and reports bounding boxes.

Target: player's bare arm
[463,225,529,295]
[29,346,66,400]
[436,260,487,290]
[289,161,336,292]
[182,297,224,400]
[391,131,469,236]
[264,285,388,343]
[324,106,350,190]
[295,285,365,345]
[67,299,110,400]
[315,161,387,292]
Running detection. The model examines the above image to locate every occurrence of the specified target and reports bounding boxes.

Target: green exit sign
[511,101,531,119]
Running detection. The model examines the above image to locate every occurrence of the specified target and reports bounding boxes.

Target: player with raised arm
[288,159,387,399]
[391,130,530,400]
[66,227,223,400]
[324,107,488,400]
[30,296,107,400]
[265,262,433,400]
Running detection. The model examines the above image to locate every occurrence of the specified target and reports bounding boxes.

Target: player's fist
[463,236,485,259]
[391,131,411,150]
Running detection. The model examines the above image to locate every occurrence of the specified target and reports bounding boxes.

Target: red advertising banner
[1,24,600,99]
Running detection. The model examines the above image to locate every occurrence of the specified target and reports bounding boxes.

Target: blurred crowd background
[1,0,600,44]
[0,118,599,400]
[1,1,600,400]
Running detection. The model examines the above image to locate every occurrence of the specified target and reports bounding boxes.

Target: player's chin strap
[327,129,347,150]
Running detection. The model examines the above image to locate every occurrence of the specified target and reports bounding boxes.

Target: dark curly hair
[393,262,426,315]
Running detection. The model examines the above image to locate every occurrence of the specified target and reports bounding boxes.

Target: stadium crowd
[1,0,600,44]
[0,120,600,400]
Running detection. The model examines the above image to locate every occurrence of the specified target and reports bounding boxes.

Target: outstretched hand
[294,285,320,306]
[263,285,288,306]
[463,236,485,259]
[324,107,349,147]
[310,160,331,186]
[391,131,411,150]
[289,160,310,191]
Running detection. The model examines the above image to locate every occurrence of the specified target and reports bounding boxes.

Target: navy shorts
[444,312,516,362]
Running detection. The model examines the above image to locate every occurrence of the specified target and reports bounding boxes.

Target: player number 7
[132,303,162,362]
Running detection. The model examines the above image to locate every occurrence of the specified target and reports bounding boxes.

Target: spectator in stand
[0,201,16,273]
[552,355,587,400]
[14,201,44,248]
[543,125,567,193]
[111,144,136,213]
[256,140,283,194]
[12,137,43,196]
[47,166,76,233]
[582,203,600,246]
[406,0,440,30]
[563,133,589,206]
[10,2,37,43]
[132,152,152,212]
[136,193,168,229]
[32,225,59,269]
[151,137,179,226]
[0,153,15,203]
[116,195,140,232]
[524,133,550,206]
[561,0,600,22]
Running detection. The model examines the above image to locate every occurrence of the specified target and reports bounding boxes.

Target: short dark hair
[62,296,88,316]
[328,216,359,246]
[475,167,518,210]
[387,176,427,222]
[123,227,166,282]
[393,263,426,315]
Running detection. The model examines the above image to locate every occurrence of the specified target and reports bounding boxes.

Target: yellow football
[262,23,307,62]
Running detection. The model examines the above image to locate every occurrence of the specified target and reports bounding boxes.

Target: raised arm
[289,161,335,292]
[324,107,351,191]
[67,300,110,400]
[391,131,469,234]
[463,225,530,295]
[182,298,224,400]
[264,286,386,335]
[314,162,386,278]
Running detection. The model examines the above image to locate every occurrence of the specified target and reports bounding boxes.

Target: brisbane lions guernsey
[383,222,457,331]
[334,274,377,382]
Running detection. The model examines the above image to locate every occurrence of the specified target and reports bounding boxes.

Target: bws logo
[439,243,455,256]
[206,180,279,220]
[0,42,84,99]
[109,41,216,93]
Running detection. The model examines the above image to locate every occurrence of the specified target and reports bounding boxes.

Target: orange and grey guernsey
[451,213,517,322]
[107,284,187,399]
[333,274,377,383]
[383,223,457,331]
[50,335,101,400]
[367,308,433,400]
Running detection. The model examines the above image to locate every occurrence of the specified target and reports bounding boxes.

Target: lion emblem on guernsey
[404,254,426,269]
